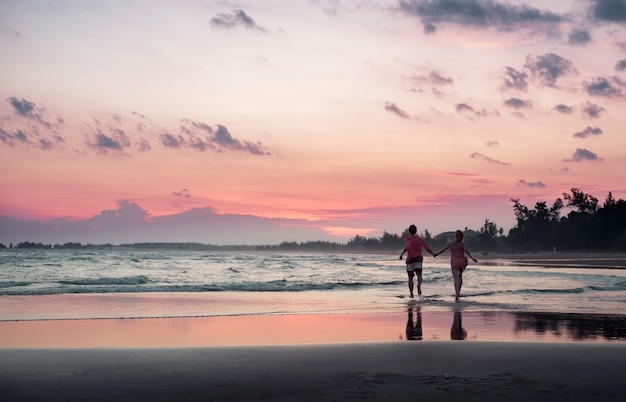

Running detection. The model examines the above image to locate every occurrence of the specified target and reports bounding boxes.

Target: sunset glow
[1,0,625,245]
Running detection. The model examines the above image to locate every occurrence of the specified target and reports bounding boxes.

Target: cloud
[584,76,624,98]
[95,133,123,150]
[581,102,605,119]
[8,97,35,117]
[455,103,496,119]
[501,66,528,92]
[86,128,131,155]
[469,178,497,187]
[6,96,63,130]
[564,148,601,162]
[516,179,545,188]
[568,28,592,45]
[0,201,335,245]
[384,101,410,119]
[172,189,191,198]
[553,104,573,114]
[0,126,63,151]
[411,70,454,96]
[503,97,532,109]
[138,139,151,152]
[456,103,474,113]
[214,124,268,155]
[398,0,565,34]
[470,152,511,166]
[178,120,215,151]
[413,70,453,86]
[524,53,577,87]
[436,172,497,187]
[176,119,271,155]
[160,132,186,148]
[441,172,480,178]
[590,0,626,23]
[0,128,27,147]
[436,174,494,189]
[423,22,437,34]
[1,102,270,156]
[210,9,267,32]
[100,199,150,222]
[158,121,269,155]
[486,140,499,146]
[4,97,65,150]
[573,126,603,138]
[37,138,53,149]
[616,58,626,71]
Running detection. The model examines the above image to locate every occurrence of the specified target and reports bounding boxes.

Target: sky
[1,0,626,246]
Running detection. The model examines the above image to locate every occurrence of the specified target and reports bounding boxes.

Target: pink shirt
[404,235,433,261]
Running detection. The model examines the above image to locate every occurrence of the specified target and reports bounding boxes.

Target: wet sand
[478,251,626,269]
[1,310,625,348]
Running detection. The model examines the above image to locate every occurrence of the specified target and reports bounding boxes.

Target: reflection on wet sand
[514,312,626,341]
[1,310,625,348]
[405,302,423,341]
[450,311,467,341]
[399,309,626,342]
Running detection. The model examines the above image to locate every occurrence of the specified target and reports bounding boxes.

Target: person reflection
[406,303,423,341]
[450,311,467,340]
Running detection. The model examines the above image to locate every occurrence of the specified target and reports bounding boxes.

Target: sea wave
[0,281,31,289]
[0,278,405,296]
[58,275,151,286]
[589,280,626,291]
[2,249,625,316]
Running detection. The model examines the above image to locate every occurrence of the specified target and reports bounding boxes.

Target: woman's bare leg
[452,268,461,301]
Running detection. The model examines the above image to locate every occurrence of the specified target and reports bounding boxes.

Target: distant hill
[434,229,479,242]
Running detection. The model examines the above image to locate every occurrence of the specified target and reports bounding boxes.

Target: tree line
[507,188,626,251]
[3,188,625,253]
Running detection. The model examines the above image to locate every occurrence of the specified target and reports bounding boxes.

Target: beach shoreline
[473,251,626,269]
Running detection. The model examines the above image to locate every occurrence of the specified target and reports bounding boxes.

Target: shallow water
[2,249,625,320]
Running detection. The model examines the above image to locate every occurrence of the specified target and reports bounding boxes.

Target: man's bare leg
[407,271,414,298]
[416,270,422,296]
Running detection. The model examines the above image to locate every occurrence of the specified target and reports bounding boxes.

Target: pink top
[404,235,433,261]
[448,241,468,270]
[449,241,465,258]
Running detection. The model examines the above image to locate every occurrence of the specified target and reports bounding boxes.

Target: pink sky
[1,0,626,245]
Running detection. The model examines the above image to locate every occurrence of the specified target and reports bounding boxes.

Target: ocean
[1,248,626,322]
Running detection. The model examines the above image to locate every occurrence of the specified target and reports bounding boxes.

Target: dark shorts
[406,261,423,272]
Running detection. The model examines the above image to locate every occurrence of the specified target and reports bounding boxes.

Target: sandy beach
[1,251,625,401]
[1,342,625,401]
